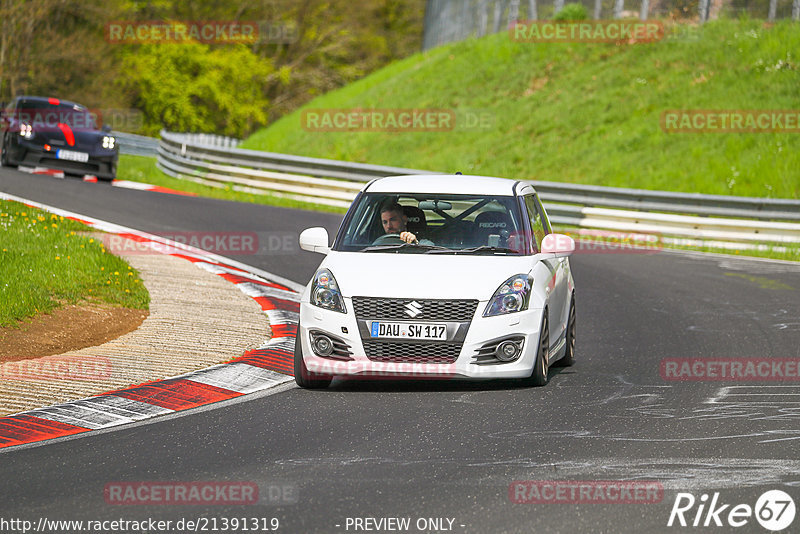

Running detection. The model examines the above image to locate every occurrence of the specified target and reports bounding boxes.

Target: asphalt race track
[2,168,800,533]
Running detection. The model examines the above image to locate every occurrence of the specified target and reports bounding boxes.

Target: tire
[0,135,13,167]
[525,312,550,387]
[554,295,576,367]
[293,325,332,389]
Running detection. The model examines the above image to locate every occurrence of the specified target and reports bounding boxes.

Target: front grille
[363,340,462,364]
[352,297,478,322]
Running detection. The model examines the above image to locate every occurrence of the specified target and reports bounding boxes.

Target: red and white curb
[16,166,196,196]
[0,192,304,450]
[111,179,198,196]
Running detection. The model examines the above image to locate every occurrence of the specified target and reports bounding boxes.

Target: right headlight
[310,268,346,313]
[19,123,33,139]
[483,274,533,317]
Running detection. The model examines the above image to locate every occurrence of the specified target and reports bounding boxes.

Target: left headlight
[483,274,533,317]
[310,268,346,313]
[102,136,116,149]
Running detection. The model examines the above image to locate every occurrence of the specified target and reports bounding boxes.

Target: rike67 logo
[667,490,796,531]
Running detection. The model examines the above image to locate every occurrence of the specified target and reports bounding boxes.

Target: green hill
[241,19,800,199]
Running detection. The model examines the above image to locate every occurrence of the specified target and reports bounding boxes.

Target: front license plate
[370,322,447,340]
[56,149,89,163]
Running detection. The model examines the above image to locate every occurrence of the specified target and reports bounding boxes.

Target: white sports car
[295,174,576,388]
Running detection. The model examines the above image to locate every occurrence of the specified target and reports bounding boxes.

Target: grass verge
[0,199,150,328]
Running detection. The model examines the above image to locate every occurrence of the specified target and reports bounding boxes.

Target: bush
[116,43,273,138]
[553,3,589,21]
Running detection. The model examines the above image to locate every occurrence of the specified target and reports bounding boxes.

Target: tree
[116,43,273,136]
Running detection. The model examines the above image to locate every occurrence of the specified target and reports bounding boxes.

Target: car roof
[14,96,85,109]
[365,174,535,196]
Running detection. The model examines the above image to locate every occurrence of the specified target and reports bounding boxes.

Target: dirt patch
[0,303,147,362]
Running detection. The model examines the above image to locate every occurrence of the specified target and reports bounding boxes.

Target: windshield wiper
[361,243,450,253]
[430,245,518,255]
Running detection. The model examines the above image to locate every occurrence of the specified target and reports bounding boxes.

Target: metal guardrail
[113,131,160,157]
[116,131,239,157]
[156,130,800,244]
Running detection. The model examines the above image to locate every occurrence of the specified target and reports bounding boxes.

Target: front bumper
[299,298,544,379]
[7,138,118,179]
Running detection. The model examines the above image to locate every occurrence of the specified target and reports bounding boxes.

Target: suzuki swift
[295,174,576,388]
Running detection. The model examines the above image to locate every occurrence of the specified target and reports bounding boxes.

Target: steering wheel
[371,233,405,245]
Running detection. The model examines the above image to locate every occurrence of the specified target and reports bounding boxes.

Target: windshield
[13,99,98,131]
[335,192,528,254]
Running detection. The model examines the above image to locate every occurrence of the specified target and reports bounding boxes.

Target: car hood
[319,252,534,300]
[37,127,102,149]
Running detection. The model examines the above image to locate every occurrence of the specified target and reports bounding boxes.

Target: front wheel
[554,296,575,367]
[0,135,13,167]
[525,313,549,387]
[293,325,332,389]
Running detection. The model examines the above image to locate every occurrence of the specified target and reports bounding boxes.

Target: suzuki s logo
[404,301,423,318]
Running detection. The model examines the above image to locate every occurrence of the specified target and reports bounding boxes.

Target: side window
[523,195,546,250]
[534,194,552,234]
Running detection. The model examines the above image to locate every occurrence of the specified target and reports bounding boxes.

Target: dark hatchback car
[0,96,118,180]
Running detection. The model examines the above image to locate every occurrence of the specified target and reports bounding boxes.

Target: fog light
[312,334,334,357]
[496,340,521,362]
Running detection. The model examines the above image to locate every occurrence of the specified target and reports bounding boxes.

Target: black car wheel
[554,295,576,367]
[525,312,549,387]
[0,135,12,167]
[294,323,332,389]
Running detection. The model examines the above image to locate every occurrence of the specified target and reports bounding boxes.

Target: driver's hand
[399,231,418,244]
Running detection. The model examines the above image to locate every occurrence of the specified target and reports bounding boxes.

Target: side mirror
[540,233,575,257]
[102,124,112,133]
[299,227,330,255]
